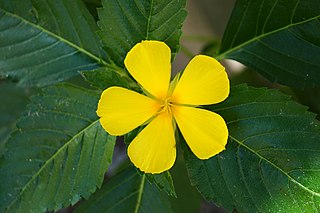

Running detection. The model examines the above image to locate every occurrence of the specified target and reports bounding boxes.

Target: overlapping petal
[97,87,160,136]
[172,55,229,105]
[172,106,228,159]
[97,41,230,174]
[124,40,171,100]
[128,111,176,174]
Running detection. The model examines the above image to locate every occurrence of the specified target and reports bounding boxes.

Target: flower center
[159,97,173,115]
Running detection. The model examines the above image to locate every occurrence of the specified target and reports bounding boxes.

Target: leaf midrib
[134,174,146,213]
[229,135,320,197]
[145,0,154,40]
[1,8,107,66]
[6,119,100,210]
[216,14,320,61]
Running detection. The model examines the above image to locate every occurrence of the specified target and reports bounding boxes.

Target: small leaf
[97,0,187,66]
[0,0,109,87]
[218,0,320,88]
[146,171,177,198]
[0,84,116,212]
[182,84,320,212]
[81,67,139,91]
[74,166,173,213]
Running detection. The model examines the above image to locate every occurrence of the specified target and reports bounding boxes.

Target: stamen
[157,97,173,116]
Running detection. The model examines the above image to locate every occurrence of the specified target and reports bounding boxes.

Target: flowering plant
[0,0,319,212]
[97,40,229,173]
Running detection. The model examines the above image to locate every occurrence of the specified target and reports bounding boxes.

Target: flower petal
[172,106,228,159]
[172,55,230,105]
[128,112,176,174]
[97,86,160,136]
[124,40,171,100]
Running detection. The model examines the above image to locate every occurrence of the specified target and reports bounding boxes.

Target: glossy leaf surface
[0,0,106,87]
[219,0,320,88]
[0,84,116,212]
[183,84,320,212]
[75,166,173,213]
[98,0,187,66]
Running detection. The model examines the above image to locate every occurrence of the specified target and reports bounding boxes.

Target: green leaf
[146,171,177,197]
[0,82,31,155]
[0,84,116,212]
[218,0,320,88]
[81,67,139,91]
[74,166,173,213]
[97,0,187,66]
[169,157,202,213]
[182,84,320,212]
[0,0,109,87]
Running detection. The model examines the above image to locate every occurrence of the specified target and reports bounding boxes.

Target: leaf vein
[0,30,42,49]
[216,157,238,206]
[5,120,100,210]
[287,180,303,212]
[261,0,279,34]
[145,0,154,39]
[243,131,319,143]
[236,146,261,212]
[0,18,23,32]
[134,175,146,213]
[0,8,107,66]
[115,0,144,38]
[257,39,320,67]
[217,14,320,60]
[230,135,320,197]
[258,159,280,210]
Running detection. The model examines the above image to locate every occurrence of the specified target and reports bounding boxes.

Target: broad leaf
[0,0,108,87]
[218,0,320,88]
[182,84,320,212]
[74,166,173,213]
[98,0,187,66]
[0,82,31,155]
[0,84,116,212]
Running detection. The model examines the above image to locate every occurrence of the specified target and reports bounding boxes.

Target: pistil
[158,97,173,115]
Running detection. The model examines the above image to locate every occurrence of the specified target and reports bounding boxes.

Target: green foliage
[81,67,139,91]
[0,84,116,212]
[0,0,105,87]
[97,0,187,66]
[0,0,319,212]
[74,166,173,213]
[218,0,320,88]
[146,171,177,197]
[182,84,320,212]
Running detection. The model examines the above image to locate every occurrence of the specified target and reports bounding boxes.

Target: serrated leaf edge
[6,119,100,211]
[0,8,106,66]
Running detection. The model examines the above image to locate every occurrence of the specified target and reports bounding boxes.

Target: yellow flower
[97,41,229,174]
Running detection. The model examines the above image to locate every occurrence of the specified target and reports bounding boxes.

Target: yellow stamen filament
[158,97,173,115]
